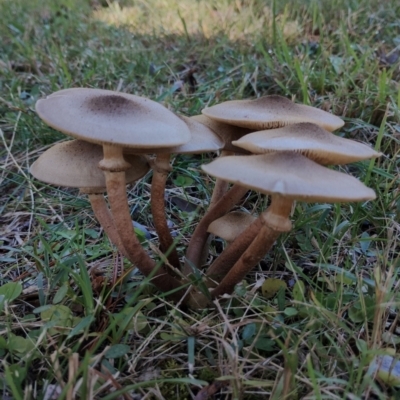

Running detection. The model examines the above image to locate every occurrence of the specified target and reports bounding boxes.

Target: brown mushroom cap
[190,114,253,153]
[124,115,224,155]
[232,122,381,165]
[30,140,149,189]
[201,152,376,203]
[202,95,344,132]
[36,88,191,148]
[207,211,257,243]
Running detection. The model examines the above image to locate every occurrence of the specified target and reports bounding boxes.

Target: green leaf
[4,363,25,400]
[284,307,298,317]
[348,297,375,323]
[105,344,130,359]
[348,304,365,323]
[40,305,73,334]
[242,323,256,341]
[33,305,53,313]
[8,333,35,354]
[356,339,368,354]
[67,315,94,339]
[134,311,148,333]
[0,282,22,304]
[0,336,7,349]
[84,229,99,239]
[21,314,36,322]
[54,229,76,239]
[41,305,72,322]
[329,55,345,74]
[160,332,186,341]
[261,278,287,299]
[359,231,372,254]
[292,281,306,303]
[243,379,275,387]
[173,175,194,187]
[53,284,68,304]
[253,337,276,351]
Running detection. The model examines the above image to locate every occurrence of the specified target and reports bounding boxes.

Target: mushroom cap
[201,152,376,203]
[232,122,381,165]
[124,115,224,155]
[207,211,257,242]
[30,140,149,189]
[36,88,191,148]
[202,95,344,132]
[190,114,253,153]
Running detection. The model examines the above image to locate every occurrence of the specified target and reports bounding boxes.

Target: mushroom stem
[205,217,263,285]
[183,184,248,275]
[87,193,129,258]
[209,151,234,208]
[197,151,233,268]
[98,145,131,172]
[98,145,184,297]
[104,170,184,297]
[211,195,293,298]
[150,153,181,270]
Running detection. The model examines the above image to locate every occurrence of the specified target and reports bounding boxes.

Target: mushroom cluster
[31,88,381,308]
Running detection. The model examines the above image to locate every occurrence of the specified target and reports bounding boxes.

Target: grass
[0,0,399,398]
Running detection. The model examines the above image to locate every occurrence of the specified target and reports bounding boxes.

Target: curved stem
[183,184,248,275]
[104,170,184,298]
[211,196,293,298]
[88,193,129,258]
[151,153,181,270]
[198,151,233,269]
[205,216,263,285]
[209,151,234,208]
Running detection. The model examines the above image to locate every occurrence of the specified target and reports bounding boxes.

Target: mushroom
[35,88,190,296]
[198,152,376,300]
[207,211,257,246]
[125,115,224,155]
[184,98,346,275]
[205,123,382,281]
[124,114,224,270]
[232,122,381,164]
[181,115,255,275]
[183,184,249,275]
[190,114,253,154]
[202,95,344,132]
[30,139,149,258]
[189,114,252,205]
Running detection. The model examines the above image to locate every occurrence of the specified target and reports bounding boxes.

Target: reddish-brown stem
[104,170,184,298]
[205,216,264,284]
[211,196,293,298]
[183,184,248,275]
[197,151,233,268]
[150,153,181,270]
[88,193,128,258]
[211,223,280,298]
[208,151,233,209]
